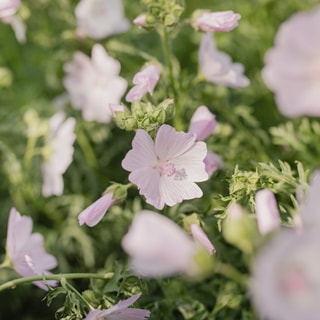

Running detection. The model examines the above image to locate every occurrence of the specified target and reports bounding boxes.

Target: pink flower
[189,224,216,254]
[42,112,76,197]
[83,293,150,320]
[250,229,320,320]
[255,189,281,235]
[121,124,208,210]
[75,0,130,40]
[0,0,20,18]
[204,151,224,178]
[193,11,241,32]
[188,105,217,141]
[262,5,320,117]
[63,44,127,123]
[199,33,249,88]
[121,210,201,277]
[133,14,147,27]
[125,65,160,102]
[6,208,58,290]
[78,192,119,227]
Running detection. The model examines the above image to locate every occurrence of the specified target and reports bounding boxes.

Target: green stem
[214,261,248,289]
[0,272,114,293]
[161,27,183,131]
[65,280,94,311]
[23,135,37,171]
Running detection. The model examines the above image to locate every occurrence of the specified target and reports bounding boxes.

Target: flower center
[160,163,176,177]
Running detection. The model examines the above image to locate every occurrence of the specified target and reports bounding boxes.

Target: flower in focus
[255,189,281,235]
[121,124,208,210]
[193,10,241,32]
[75,0,130,40]
[42,112,76,197]
[199,33,249,88]
[83,293,150,320]
[63,44,127,123]
[250,229,320,320]
[78,192,119,227]
[6,208,58,290]
[188,105,217,141]
[262,5,320,117]
[122,210,203,277]
[189,224,216,254]
[125,65,161,102]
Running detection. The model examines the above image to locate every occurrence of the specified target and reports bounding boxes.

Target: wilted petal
[188,105,217,141]
[78,192,118,227]
[193,11,241,32]
[189,224,216,254]
[255,189,281,235]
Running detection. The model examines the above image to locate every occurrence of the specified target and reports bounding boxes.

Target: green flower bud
[152,108,166,124]
[104,183,131,200]
[193,248,215,278]
[182,213,202,232]
[123,117,137,131]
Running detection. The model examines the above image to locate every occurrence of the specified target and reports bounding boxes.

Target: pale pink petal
[122,129,157,172]
[189,224,216,254]
[159,177,203,207]
[109,103,125,117]
[255,189,281,235]
[121,210,198,277]
[204,151,224,178]
[83,309,101,320]
[126,85,148,103]
[188,106,217,140]
[199,33,249,88]
[128,168,164,210]
[303,171,320,226]
[0,0,20,18]
[105,308,151,320]
[193,11,241,32]
[155,124,197,161]
[133,14,147,27]
[78,192,118,227]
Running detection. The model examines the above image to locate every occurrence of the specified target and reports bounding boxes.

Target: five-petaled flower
[6,208,58,290]
[121,124,208,210]
[83,293,150,320]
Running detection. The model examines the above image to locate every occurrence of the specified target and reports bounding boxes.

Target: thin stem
[23,135,37,171]
[214,261,248,289]
[161,27,183,131]
[0,272,114,293]
[65,280,94,311]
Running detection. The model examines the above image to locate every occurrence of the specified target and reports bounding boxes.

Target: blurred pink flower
[188,105,217,141]
[78,192,119,227]
[262,5,320,117]
[75,0,129,40]
[126,65,160,102]
[189,224,216,254]
[0,0,20,18]
[122,210,201,277]
[199,33,249,88]
[109,103,125,117]
[251,229,320,320]
[193,11,241,32]
[83,293,150,320]
[255,189,281,235]
[6,208,58,290]
[42,112,76,197]
[63,44,127,123]
[121,124,208,210]
[204,151,224,178]
[133,14,147,27]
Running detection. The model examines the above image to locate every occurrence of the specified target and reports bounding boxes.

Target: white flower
[42,111,76,197]
[63,44,127,123]
[75,0,130,40]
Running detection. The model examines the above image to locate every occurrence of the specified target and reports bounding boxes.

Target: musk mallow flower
[188,105,217,141]
[125,65,161,102]
[83,293,150,320]
[262,5,320,117]
[199,32,249,88]
[255,189,281,235]
[42,111,76,197]
[250,229,320,320]
[75,0,130,40]
[122,210,209,277]
[193,10,241,32]
[63,44,127,123]
[121,124,208,210]
[6,208,58,290]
